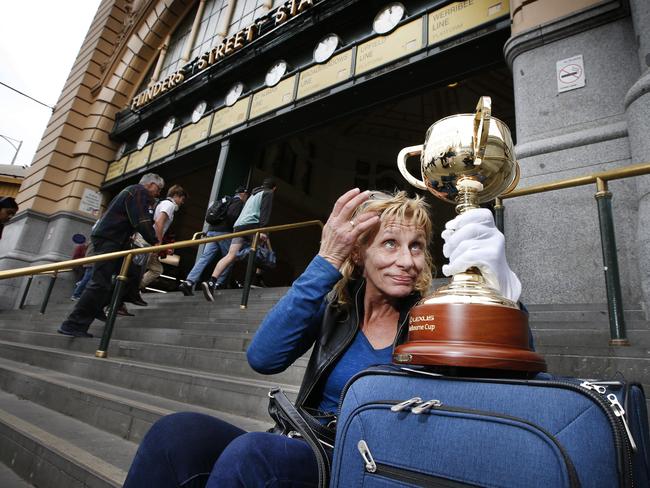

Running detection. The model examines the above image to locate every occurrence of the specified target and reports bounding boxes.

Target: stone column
[503,1,641,306]
[626,0,650,313]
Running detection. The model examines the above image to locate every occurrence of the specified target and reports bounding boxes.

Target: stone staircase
[0,288,297,487]
[0,289,647,487]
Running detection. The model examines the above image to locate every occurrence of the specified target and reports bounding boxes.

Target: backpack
[205,195,232,225]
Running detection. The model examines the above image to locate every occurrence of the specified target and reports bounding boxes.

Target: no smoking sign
[556,55,585,93]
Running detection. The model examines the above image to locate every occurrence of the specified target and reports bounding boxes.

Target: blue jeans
[186,231,232,285]
[123,412,318,487]
[72,267,93,298]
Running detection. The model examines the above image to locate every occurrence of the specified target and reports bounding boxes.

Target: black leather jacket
[295,279,421,410]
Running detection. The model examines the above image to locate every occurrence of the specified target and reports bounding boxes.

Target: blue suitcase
[330,366,650,487]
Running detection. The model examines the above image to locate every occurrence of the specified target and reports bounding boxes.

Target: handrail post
[96,254,133,358]
[40,271,58,314]
[494,197,504,234]
[240,233,260,309]
[595,178,628,346]
[19,276,33,309]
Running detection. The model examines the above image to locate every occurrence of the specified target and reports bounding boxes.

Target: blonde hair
[331,190,434,305]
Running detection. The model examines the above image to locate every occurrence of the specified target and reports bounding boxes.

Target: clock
[162,117,176,137]
[192,101,207,123]
[313,34,340,63]
[373,2,405,35]
[225,82,245,107]
[265,60,288,87]
[136,131,149,150]
[116,142,127,159]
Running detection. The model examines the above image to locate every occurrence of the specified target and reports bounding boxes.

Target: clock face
[313,34,340,63]
[265,60,288,87]
[162,117,176,137]
[192,101,207,123]
[225,82,244,107]
[116,142,127,159]
[373,2,405,34]
[136,131,149,150]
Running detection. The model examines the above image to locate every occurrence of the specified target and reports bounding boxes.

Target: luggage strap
[268,388,332,488]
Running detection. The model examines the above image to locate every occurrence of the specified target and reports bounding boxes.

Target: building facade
[0,0,648,314]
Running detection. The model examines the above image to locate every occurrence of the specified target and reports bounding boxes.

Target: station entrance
[133,63,515,289]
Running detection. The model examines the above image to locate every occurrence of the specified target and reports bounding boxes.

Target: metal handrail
[0,219,324,358]
[0,221,323,280]
[495,161,650,346]
[499,161,650,199]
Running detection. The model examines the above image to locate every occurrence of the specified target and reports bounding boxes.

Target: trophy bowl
[393,97,546,373]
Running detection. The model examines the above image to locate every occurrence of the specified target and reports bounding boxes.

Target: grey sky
[0,1,102,167]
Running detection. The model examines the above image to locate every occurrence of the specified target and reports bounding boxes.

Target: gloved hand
[441,208,522,303]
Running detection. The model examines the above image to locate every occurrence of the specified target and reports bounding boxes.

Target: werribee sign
[130,0,318,111]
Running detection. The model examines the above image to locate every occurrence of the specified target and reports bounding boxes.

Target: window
[158,3,198,80]
[190,0,230,59]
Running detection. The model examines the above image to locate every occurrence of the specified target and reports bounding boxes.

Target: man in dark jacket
[179,185,249,295]
[57,173,163,338]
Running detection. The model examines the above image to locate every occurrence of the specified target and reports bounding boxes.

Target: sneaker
[179,280,194,296]
[125,292,147,306]
[201,281,215,302]
[252,275,267,288]
[117,304,135,316]
[57,326,93,338]
[70,296,80,301]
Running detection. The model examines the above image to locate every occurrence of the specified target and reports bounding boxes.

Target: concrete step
[532,329,650,348]
[0,340,298,422]
[0,355,271,444]
[526,303,646,323]
[530,319,649,331]
[0,329,307,385]
[0,459,32,487]
[0,389,133,488]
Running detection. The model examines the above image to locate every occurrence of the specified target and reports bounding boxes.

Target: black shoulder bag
[267,388,336,488]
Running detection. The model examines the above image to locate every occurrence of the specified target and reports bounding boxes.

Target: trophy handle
[473,96,492,166]
[397,145,427,190]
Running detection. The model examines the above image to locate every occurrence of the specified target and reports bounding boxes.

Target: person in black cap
[179,185,250,296]
[201,177,277,301]
[0,197,18,239]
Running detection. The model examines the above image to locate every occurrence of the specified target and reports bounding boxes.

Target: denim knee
[208,432,318,487]
[124,412,245,488]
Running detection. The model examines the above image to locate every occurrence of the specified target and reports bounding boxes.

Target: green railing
[0,220,324,358]
[495,161,650,346]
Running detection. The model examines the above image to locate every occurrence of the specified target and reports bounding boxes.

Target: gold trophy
[394,97,546,373]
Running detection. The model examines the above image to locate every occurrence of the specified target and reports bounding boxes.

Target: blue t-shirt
[317,330,392,414]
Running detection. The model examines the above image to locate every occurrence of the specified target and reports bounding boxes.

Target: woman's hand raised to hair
[318,189,380,270]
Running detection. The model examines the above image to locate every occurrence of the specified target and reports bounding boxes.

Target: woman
[0,197,18,239]
[124,188,520,487]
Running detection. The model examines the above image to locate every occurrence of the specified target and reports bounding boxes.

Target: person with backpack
[201,178,277,301]
[178,185,250,296]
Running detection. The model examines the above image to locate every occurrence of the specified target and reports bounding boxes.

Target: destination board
[250,75,297,119]
[429,0,509,46]
[177,116,212,151]
[211,97,251,136]
[356,17,424,75]
[150,131,180,162]
[297,50,353,99]
[105,156,128,181]
[125,145,152,173]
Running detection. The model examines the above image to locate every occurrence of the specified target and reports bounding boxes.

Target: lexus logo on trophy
[393,96,546,373]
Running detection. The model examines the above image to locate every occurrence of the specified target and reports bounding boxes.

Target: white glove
[441,208,522,303]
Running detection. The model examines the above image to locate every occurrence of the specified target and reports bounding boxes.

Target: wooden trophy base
[393,302,547,373]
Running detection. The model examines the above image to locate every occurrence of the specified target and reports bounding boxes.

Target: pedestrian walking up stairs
[0,290,648,487]
[0,288,297,488]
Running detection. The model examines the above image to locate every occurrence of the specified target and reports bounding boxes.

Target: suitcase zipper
[340,368,636,488]
[357,440,477,487]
